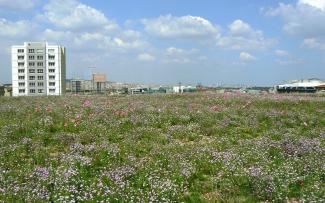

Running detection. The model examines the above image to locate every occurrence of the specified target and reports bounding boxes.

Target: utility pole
[88,67,96,94]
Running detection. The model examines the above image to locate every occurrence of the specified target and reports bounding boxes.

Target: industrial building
[11,42,66,96]
[66,74,108,94]
[276,78,325,93]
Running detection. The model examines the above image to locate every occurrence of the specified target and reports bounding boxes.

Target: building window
[49,75,55,80]
[49,89,55,93]
[18,62,24,67]
[19,89,25,93]
[37,56,43,60]
[29,82,35,87]
[49,69,55,73]
[18,56,24,60]
[38,89,44,93]
[29,76,35,80]
[30,89,35,94]
[49,62,55,66]
[49,82,55,86]
[18,76,25,80]
[29,62,35,66]
[38,82,44,87]
[48,49,55,53]
[18,49,24,53]
[37,49,44,54]
[37,62,43,67]
[48,55,55,60]
[37,76,44,80]
[29,69,35,73]
[37,69,43,73]
[18,82,25,87]
[29,55,35,60]
[28,49,34,53]
[18,69,25,73]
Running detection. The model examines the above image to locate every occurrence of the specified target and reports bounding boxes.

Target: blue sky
[0,0,325,86]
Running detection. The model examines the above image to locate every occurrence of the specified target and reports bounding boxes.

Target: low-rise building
[173,86,197,93]
[276,78,325,93]
[0,84,12,97]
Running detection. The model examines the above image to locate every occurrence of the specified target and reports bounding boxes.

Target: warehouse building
[276,78,325,93]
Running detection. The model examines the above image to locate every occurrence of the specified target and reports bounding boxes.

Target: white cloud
[276,59,303,65]
[41,29,73,41]
[137,53,156,62]
[275,49,290,57]
[162,47,198,64]
[266,1,325,52]
[229,20,258,37]
[298,0,325,10]
[303,38,325,50]
[265,1,325,37]
[0,0,38,10]
[166,47,185,55]
[72,32,148,53]
[42,0,117,31]
[142,15,220,39]
[239,52,257,62]
[217,19,276,50]
[273,49,302,65]
[0,18,35,38]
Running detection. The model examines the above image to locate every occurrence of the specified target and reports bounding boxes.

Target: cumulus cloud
[265,1,325,38]
[137,53,156,62]
[265,0,325,52]
[299,0,325,10]
[162,47,199,64]
[0,0,38,10]
[275,49,290,57]
[217,19,276,50]
[303,38,325,50]
[239,52,257,62]
[41,29,73,41]
[0,18,35,38]
[42,0,117,31]
[273,49,302,65]
[142,15,220,39]
[34,0,149,54]
[71,32,148,53]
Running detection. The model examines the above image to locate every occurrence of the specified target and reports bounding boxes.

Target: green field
[0,93,324,202]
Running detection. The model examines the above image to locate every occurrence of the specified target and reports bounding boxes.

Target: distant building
[12,42,66,96]
[0,86,4,96]
[67,79,87,93]
[276,78,325,93]
[173,86,197,93]
[0,84,12,97]
[66,74,108,94]
[92,73,107,93]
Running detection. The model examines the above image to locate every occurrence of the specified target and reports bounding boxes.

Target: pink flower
[64,122,68,127]
[46,106,52,112]
[76,114,81,119]
[83,100,92,107]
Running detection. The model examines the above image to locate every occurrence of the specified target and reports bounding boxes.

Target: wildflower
[210,105,222,112]
[83,100,92,107]
[35,106,40,112]
[46,106,52,112]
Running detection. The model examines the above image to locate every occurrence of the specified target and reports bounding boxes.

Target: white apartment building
[12,42,66,96]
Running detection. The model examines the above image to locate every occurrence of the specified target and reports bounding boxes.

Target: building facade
[12,42,66,96]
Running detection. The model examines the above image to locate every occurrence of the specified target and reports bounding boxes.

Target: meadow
[0,92,324,202]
